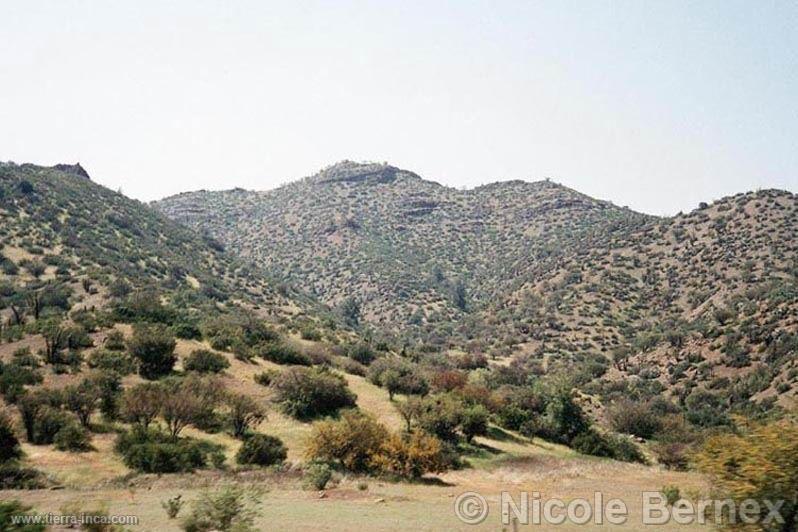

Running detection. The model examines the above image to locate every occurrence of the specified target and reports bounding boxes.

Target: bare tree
[226,393,266,438]
[121,383,163,430]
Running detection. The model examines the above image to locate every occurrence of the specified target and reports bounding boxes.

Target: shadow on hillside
[414,476,455,487]
[485,426,526,444]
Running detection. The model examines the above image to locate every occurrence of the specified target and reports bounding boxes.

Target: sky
[1,1,796,215]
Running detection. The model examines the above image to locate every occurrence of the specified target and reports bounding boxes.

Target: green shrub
[11,348,39,368]
[367,358,428,399]
[522,391,590,445]
[162,495,185,520]
[181,485,260,532]
[116,428,224,473]
[0,362,43,403]
[347,343,376,365]
[335,358,366,377]
[271,367,356,419]
[571,429,614,457]
[184,350,230,374]
[302,462,332,490]
[104,330,127,351]
[235,434,287,466]
[0,413,21,462]
[661,485,681,506]
[53,421,92,452]
[173,322,203,340]
[129,323,177,379]
[253,370,278,387]
[609,400,663,439]
[0,257,18,275]
[300,327,321,341]
[87,349,135,375]
[64,326,94,350]
[571,430,645,463]
[0,500,46,531]
[31,406,68,445]
[114,292,177,324]
[259,342,311,366]
[607,434,646,463]
[0,462,47,489]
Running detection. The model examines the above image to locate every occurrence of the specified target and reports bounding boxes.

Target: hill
[156,161,798,413]
[155,161,651,338]
[0,161,340,326]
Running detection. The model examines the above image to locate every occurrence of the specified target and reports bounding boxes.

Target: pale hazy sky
[1,1,796,215]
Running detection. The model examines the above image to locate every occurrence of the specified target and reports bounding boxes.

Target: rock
[53,163,91,180]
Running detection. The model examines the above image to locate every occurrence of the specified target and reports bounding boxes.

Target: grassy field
[1,336,712,531]
[3,441,710,531]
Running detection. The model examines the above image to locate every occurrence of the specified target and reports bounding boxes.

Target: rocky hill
[156,161,798,408]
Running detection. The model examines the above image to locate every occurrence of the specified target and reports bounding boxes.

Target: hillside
[156,161,798,413]
[0,162,337,325]
[155,161,652,339]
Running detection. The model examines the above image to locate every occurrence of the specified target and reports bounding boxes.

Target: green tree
[129,323,176,379]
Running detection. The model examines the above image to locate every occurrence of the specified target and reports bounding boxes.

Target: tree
[226,394,266,439]
[88,370,122,420]
[40,318,68,365]
[368,358,428,400]
[16,388,62,443]
[180,374,226,428]
[694,417,798,531]
[160,380,203,441]
[451,280,467,311]
[128,323,176,379]
[337,297,361,328]
[416,394,465,443]
[612,346,631,371]
[544,390,590,445]
[609,400,663,440]
[24,291,42,321]
[396,397,423,433]
[460,404,489,443]
[63,379,100,427]
[121,382,163,430]
[348,343,376,365]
